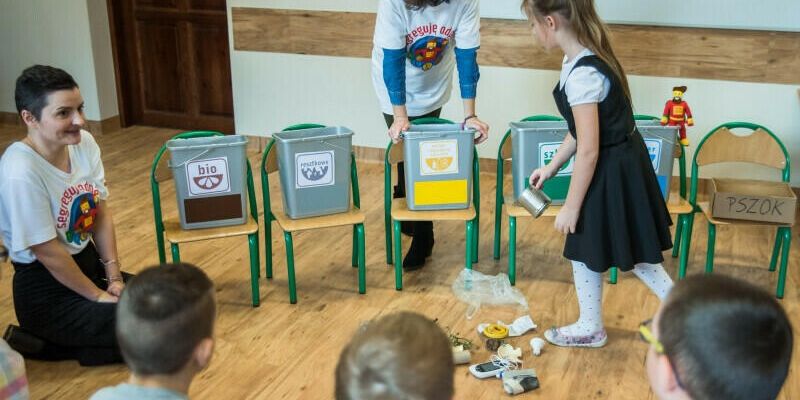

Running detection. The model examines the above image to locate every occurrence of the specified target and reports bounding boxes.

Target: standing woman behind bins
[0,65,130,365]
[522,0,674,347]
[372,0,490,271]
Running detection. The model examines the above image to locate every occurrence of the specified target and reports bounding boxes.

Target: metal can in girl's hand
[518,186,551,218]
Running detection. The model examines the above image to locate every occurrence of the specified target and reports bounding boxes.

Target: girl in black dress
[522,0,674,347]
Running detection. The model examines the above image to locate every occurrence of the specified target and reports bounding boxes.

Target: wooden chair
[680,122,792,298]
[261,124,366,304]
[383,117,479,290]
[151,131,261,307]
[492,115,693,285]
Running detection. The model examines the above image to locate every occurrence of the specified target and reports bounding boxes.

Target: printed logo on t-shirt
[407,32,453,71]
[56,183,100,244]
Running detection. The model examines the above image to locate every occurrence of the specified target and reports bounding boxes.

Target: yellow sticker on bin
[413,180,468,205]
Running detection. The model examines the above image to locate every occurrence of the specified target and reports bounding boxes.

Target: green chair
[261,124,366,304]
[150,131,261,307]
[680,122,791,298]
[384,117,479,290]
[492,115,694,285]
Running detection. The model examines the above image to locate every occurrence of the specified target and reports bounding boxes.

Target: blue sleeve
[455,47,479,99]
[382,48,406,106]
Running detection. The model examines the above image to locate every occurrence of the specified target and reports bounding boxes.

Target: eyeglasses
[639,319,684,389]
[639,319,664,353]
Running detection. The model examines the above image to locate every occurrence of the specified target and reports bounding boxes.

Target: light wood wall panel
[231,8,800,85]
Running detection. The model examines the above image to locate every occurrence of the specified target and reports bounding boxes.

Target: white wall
[0,0,118,121]
[228,1,800,185]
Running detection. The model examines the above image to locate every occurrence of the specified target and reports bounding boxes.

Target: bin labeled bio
[402,124,476,210]
[274,126,354,219]
[167,135,249,230]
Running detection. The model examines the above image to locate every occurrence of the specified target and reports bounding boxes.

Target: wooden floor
[1,124,797,399]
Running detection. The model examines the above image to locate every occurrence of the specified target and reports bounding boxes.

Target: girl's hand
[554,205,580,234]
[106,281,125,297]
[388,116,410,143]
[528,165,555,189]
[465,116,489,144]
[96,291,119,303]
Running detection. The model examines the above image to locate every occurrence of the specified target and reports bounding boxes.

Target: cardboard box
[710,178,797,225]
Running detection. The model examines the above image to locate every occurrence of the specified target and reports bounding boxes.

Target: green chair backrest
[689,122,790,205]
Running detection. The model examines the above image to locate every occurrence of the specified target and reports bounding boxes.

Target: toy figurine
[661,85,694,146]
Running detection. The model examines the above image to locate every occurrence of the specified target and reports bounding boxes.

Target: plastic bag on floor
[451,269,529,319]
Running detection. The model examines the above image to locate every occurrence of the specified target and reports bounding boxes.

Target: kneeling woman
[0,65,129,365]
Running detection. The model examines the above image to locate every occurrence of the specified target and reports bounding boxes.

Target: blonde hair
[335,312,454,400]
[522,0,631,100]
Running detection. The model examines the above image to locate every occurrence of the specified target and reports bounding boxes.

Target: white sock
[558,260,604,336]
[632,262,674,301]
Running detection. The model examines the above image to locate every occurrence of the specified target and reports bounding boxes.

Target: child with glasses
[641,274,793,400]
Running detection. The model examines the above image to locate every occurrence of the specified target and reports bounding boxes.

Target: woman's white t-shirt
[0,130,109,264]
[372,0,480,116]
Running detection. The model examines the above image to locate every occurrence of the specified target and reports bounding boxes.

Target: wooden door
[109,0,234,132]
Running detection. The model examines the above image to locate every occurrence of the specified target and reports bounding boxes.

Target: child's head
[520,0,630,100]
[15,65,80,121]
[645,275,793,400]
[405,0,450,11]
[335,311,454,400]
[116,263,216,378]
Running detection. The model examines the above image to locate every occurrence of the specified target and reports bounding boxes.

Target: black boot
[403,221,434,271]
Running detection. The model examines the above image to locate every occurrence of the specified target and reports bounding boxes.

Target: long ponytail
[522,0,631,101]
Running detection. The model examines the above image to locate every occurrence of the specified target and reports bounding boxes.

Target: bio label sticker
[420,139,458,176]
[186,157,231,196]
[295,151,335,189]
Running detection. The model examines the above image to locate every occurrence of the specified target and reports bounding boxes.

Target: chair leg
[170,243,181,263]
[352,225,358,268]
[156,230,166,264]
[775,227,790,299]
[284,232,298,304]
[248,233,260,307]
[385,202,393,266]
[473,212,479,264]
[672,214,685,258]
[769,229,783,272]
[265,217,273,279]
[357,224,366,294]
[509,216,517,286]
[609,267,618,284]
[394,220,403,291]
[493,200,502,260]
[705,222,716,274]
[678,213,695,279]
[465,219,475,270]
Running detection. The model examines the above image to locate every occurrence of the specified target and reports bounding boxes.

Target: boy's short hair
[335,311,454,400]
[14,65,79,120]
[660,275,793,400]
[116,263,215,375]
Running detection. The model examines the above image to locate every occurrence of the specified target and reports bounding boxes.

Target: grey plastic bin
[167,135,248,230]
[510,120,678,203]
[274,126,353,219]
[402,124,476,211]
[510,121,572,205]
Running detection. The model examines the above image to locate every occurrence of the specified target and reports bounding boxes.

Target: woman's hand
[106,281,125,297]
[465,116,489,144]
[554,205,580,234]
[528,165,556,189]
[388,116,410,143]
[96,291,119,303]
